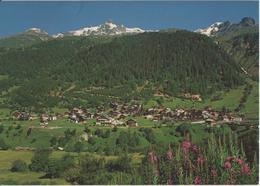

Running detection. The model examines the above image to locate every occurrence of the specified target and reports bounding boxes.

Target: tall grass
[142,132,258,184]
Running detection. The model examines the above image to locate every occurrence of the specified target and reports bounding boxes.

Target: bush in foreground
[10,160,27,172]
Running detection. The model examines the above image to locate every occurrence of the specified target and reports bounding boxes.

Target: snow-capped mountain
[195,22,224,36]
[195,17,257,37]
[53,21,147,38]
[25,28,49,35]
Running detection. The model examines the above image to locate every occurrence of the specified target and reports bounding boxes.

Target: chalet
[231,117,243,123]
[13,112,30,121]
[191,94,202,101]
[206,118,217,126]
[126,119,138,127]
[50,115,57,121]
[40,114,49,126]
[110,102,119,109]
[145,115,154,120]
[96,115,112,125]
[68,107,93,123]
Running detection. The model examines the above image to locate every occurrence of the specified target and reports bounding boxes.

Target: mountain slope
[196,17,259,79]
[0,31,244,109]
[195,17,258,37]
[0,28,51,48]
[217,31,259,79]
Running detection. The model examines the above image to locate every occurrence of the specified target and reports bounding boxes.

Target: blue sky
[0,1,258,36]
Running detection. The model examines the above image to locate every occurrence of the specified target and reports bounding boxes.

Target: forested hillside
[0,31,243,110]
[216,28,259,79]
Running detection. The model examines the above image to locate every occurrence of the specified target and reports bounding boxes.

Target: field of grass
[0,75,8,80]
[0,150,69,184]
[145,83,256,114]
[0,150,142,185]
[243,81,259,119]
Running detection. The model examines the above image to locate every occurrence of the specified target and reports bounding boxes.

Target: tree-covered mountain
[216,28,259,79]
[196,17,259,79]
[0,31,243,110]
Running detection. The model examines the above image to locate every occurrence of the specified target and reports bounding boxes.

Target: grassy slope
[144,82,258,119]
[0,150,142,184]
[0,151,69,184]
[242,81,259,119]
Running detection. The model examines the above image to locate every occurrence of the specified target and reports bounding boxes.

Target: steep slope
[217,31,259,79]
[195,17,259,79]
[0,28,51,48]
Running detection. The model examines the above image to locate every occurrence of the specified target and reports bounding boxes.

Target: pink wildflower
[167,178,173,185]
[210,168,217,177]
[235,158,243,165]
[181,140,191,154]
[193,176,202,185]
[197,154,205,166]
[191,144,199,154]
[224,161,232,170]
[166,149,173,160]
[241,163,251,176]
[226,156,235,162]
[147,151,158,165]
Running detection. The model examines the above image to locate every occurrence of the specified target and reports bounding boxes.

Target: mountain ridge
[195,17,258,37]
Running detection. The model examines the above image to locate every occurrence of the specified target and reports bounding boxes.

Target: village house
[96,115,112,125]
[40,114,49,127]
[68,107,93,124]
[126,119,138,127]
[13,112,31,121]
[231,116,243,123]
[191,94,202,101]
[183,93,202,101]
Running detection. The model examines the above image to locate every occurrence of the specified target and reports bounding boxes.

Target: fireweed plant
[141,132,258,184]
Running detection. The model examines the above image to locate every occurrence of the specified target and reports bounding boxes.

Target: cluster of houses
[67,107,93,123]
[67,105,139,127]
[13,112,31,121]
[143,106,242,125]
[39,114,57,127]
[12,102,243,128]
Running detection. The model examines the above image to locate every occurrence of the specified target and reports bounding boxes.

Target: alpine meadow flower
[224,161,232,170]
[147,151,158,165]
[197,154,205,166]
[226,156,235,162]
[181,140,191,154]
[166,149,173,161]
[191,144,199,154]
[241,163,251,176]
[193,176,202,184]
[235,158,243,166]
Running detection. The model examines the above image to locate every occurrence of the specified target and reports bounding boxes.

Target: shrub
[0,138,9,150]
[11,160,27,172]
[0,124,4,133]
[29,149,51,172]
[175,123,190,136]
